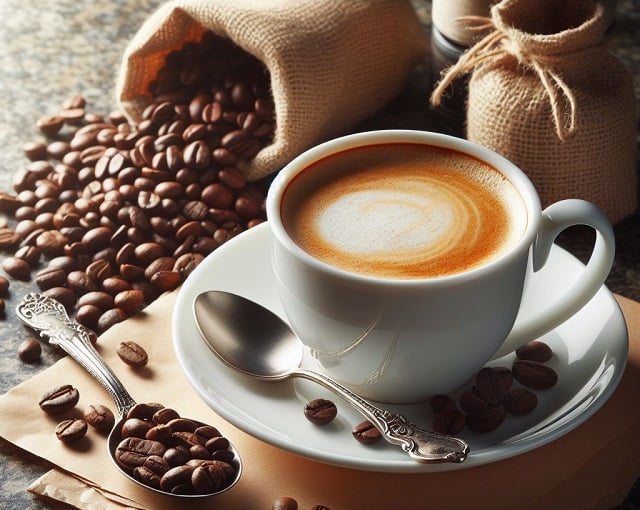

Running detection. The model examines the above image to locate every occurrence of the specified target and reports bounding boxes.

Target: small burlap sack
[116,0,428,180]
[431,0,638,223]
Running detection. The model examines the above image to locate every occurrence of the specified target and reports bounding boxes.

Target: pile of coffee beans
[0,29,273,336]
[430,340,558,435]
[114,403,239,495]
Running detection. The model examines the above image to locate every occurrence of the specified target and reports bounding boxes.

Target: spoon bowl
[17,292,242,498]
[193,290,470,464]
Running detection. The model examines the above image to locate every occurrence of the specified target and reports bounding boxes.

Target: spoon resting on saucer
[193,290,469,464]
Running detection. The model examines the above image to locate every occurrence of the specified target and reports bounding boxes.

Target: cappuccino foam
[281,144,526,279]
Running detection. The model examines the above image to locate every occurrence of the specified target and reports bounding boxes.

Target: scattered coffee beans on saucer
[431,340,557,434]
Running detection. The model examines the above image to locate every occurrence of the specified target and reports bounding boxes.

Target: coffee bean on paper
[352,420,382,445]
[18,338,41,363]
[83,404,115,433]
[512,360,558,390]
[116,341,148,367]
[272,496,299,510]
[516,340,553,363]
[39,384,80,414]
[55,418,88,444]
[115,404,238,495]
[304,398,337,425]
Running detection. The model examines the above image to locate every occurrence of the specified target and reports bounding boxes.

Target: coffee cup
[266,130,614,403]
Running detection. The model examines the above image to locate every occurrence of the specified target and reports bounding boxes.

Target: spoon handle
[296,368,469,463]
[16,293,137,417]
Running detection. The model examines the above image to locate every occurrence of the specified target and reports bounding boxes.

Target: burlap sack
[432,0,638,223]
[116,0,428,180]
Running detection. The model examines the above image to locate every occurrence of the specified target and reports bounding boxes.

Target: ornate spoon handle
[296,368,469,463]
[16,293,137,417]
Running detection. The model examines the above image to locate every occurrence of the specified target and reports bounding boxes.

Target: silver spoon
[16,292,242,498]
[193,290,469,464]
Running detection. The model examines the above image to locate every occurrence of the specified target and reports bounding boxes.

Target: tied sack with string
[116,0,428,181]
[431,0,637,224]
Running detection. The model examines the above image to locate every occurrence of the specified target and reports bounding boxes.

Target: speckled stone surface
[0,1,638,508]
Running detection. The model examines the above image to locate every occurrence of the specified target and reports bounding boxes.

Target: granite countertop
[0,1,638,508]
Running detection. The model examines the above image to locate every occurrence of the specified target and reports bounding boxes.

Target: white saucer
[172,222,628,473]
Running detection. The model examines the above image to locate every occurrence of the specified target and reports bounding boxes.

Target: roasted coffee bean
[191,461,234,494]
[116,437,167,472]
[43,287,76,311]
[164,446,191,467]
[504,388,538,416]
[205,436,229,454]
[458,389,489,415]
[83,404,115,433]
[512,360,558,390]
[0,275,10,295]
[189,444,211,460]
[0,228,21,249]
[2,256,31,280]
[0,297,4,315]
[149,270,181,291]
[352,420,381,445]
[516,340,553,363]
[153,407,181,424]
[116,340,148,367]
[35,266,67,290]
[75,304,102,329]
[429,394,457,414]
[160,464,195,493]
[97,307,128,332]
[133,465,162,490]
[466,406,507,433]
[146,424,173,442]
[272,496,299,510]
[18,338,41,363]
[77,291,114,311]
[474,367,508,406]
[114,289,145,314]
[122,418,154,439]
[304,398,337,425]
[127,402,165,421]
[55,418,88,444]
[432,407,466,435]
[39,384,80,415]
[67,270,98,294]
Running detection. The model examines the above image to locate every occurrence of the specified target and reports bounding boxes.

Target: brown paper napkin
[1,291,640,509]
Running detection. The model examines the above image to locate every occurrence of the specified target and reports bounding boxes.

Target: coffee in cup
[280,143,527,279]
[267,130,614,403]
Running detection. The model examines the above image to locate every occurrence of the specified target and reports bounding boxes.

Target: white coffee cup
[266,130,615,403]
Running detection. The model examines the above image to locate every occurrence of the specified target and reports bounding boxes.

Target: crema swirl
[281,144,526,279]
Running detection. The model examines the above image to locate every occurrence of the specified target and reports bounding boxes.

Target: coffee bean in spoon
[113,404,240,495]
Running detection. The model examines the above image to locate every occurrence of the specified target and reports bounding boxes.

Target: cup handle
[492,199,615,359]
